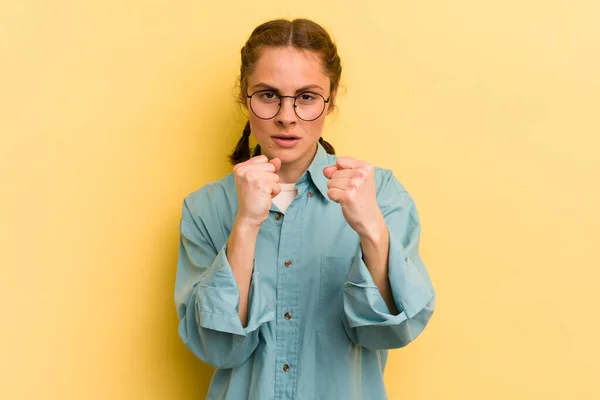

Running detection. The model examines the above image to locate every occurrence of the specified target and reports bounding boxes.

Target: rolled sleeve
[175,198,274,368]
[194,244,275,336]
[342,170,436,349]
[343,239,434,328]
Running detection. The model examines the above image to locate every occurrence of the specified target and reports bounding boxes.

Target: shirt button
[275,213,282,221]
[307,191,314,197]
[284,312,292,320]
[282,364,290,372]
[284,260,292,267]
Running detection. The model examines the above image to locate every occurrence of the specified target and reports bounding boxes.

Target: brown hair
[229,18,341,165]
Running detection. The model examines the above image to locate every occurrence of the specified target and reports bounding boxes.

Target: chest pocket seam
[316,256,353,339]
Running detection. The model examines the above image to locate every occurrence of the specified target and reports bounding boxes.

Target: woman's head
[230,19,341,166]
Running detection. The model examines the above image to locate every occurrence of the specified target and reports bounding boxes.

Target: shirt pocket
[316,256,353,339]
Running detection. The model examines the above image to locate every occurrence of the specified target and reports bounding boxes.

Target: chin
[267,149,298,163]
[257,143,287,156]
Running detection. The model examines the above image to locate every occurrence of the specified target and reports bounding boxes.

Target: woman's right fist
[233,155,282,228]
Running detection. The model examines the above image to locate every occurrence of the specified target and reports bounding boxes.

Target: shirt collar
[304,141,332,201]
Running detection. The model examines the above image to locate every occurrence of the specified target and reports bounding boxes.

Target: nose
[275,97,297,127]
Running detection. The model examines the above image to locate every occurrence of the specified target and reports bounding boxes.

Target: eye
[259,91,278,100]
[297,92,318,103]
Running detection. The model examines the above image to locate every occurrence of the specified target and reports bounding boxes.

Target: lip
[272,136,300,148]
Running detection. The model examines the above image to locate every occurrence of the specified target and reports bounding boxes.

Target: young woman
[175,18,435,400]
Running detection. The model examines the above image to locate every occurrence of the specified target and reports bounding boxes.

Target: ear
[240,94,249,110]
[240,81,250,110]
[326,88,338,115]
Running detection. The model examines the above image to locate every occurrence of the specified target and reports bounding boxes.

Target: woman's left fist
[323,157,385,238]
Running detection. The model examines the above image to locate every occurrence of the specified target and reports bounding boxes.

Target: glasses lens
[295,93,326,121]
[249,91,327,121]
[250,91,280,119]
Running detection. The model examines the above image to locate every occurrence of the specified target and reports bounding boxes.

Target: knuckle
[258,182,270,192]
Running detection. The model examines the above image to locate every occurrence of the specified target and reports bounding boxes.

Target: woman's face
[245,46,335,168]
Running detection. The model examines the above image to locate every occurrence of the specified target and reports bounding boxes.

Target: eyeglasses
[246,90,330,121]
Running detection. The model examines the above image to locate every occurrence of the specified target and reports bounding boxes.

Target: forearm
[226,218,260,327]
[359,217,399,315]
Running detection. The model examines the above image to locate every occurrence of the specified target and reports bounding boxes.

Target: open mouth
[273,136,298,140]
[272,136,300,147]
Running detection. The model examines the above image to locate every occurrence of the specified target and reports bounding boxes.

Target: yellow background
[1,0,599,398]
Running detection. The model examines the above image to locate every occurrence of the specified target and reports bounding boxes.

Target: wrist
[357,214,387,244]
[234,215,263,232]
[227,218,260,272]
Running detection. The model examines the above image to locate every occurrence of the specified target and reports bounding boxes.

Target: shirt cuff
[194,244,275,336]
[343,229,434,328]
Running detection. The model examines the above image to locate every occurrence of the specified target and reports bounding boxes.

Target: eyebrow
[251,82,325,93]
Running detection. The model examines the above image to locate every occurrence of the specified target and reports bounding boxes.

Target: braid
[319,137,335,155]
[228,121,252,164]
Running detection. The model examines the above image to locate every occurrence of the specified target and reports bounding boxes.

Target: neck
[277,145,318,184]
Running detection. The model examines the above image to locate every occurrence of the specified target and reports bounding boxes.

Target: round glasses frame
[246,90,330,122]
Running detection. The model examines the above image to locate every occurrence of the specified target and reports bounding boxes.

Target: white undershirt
[272,183,298,214]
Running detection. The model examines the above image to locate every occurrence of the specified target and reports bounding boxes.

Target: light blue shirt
[174,143,435,400]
